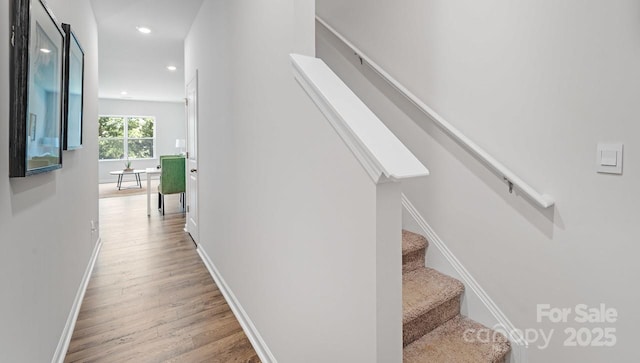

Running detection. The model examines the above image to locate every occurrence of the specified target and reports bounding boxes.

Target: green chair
[158,156,186,215]
[157,154,183,169]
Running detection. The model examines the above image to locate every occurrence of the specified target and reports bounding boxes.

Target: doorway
[186,73,199,244]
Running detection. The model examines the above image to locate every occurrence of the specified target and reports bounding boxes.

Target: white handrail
[290,54,429,183]
[316,16,555,209]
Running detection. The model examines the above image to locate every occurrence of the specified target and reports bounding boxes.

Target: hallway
[64,194,259,362]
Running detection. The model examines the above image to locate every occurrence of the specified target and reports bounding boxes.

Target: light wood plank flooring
[65,193,259,362]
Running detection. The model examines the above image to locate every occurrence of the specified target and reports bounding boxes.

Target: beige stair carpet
[402,230,428,274]
[403,267,464,346]
[401,230,510,362]
[404,316,510,363]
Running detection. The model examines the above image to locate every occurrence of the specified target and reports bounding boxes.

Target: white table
[146,167,162,216]
[109,169,146,190]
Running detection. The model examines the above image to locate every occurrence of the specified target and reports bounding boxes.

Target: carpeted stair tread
[403,267,464,323]
[402,230,428,255]
[403,267,464,345]
[403,315,511,363]
[402,230,428,273]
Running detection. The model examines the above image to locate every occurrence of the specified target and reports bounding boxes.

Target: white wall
[185,0,395,361]
[98,98,185,182]
[316,1,640,361]
[0,0,99,361]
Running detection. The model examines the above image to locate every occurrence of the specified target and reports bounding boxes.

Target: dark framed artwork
[62,23,84,150]
[10,0,64,177]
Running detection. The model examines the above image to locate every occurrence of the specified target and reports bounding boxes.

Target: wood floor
[65,193,260,362]
[98,180,159,199]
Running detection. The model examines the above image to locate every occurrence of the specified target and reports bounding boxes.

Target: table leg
[147,175,151,216]
[136,173,142,188]
[117,174,123,190]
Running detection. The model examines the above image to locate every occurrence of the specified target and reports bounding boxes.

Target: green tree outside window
[98,116,155,160]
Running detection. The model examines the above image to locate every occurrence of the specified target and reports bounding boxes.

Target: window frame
[98,115,157,161]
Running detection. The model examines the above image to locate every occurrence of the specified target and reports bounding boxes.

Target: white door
[186,73,199,244]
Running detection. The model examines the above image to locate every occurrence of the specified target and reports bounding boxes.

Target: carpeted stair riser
[402,249,425,274]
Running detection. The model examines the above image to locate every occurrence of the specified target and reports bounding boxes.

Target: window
[99,116,155,160]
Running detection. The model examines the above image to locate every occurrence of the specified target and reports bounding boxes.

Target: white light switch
[597,143,623,174]
[600,150,617,166]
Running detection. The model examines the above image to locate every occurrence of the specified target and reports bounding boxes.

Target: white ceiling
[90,0,204,102]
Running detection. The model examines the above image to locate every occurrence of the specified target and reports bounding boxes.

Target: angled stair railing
[290,53,429,183]
[316,15,555,209]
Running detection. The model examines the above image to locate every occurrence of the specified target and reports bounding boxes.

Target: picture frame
[62,23,84,150]
[10,0,65,177]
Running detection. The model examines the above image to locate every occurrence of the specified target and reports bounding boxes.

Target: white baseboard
[401,194,528,363]
[52,237,103,363]
[197,246,277,363]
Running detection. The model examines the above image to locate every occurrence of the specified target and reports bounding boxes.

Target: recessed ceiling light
[166,66,177,71]
[120,91,128,95]
[40,48,51,53]
[136,26,151,34]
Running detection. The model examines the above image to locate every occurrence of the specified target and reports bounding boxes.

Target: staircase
[402,230,511,362]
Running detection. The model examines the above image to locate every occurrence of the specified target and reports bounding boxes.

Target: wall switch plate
[597,143,623,174]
